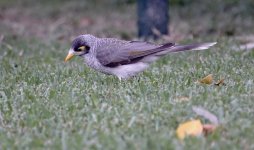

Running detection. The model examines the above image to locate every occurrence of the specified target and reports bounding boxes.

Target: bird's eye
[76,46,85,52]
[75,46,90,53]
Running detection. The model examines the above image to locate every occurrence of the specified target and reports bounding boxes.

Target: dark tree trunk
[137,0,169,39]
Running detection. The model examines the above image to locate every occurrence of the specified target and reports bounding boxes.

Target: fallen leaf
[198,74,213,84]
[203,124,217,136]
[176,119,203,140]
[176,107,219,140]
[214,79,226,86]
[192,106,219,125]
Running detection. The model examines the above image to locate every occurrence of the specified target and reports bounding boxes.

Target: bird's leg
[131,75,140,82]
[137,76,140,82]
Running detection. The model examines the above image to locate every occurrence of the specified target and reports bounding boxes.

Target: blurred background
[1,0,254,44]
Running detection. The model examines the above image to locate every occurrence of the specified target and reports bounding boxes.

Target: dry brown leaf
[214,79,226,86]
[198,74,213,84]
[176,119,203,140]
[203,124,217,136]
[176,107,219,140]
[176,120,218,139]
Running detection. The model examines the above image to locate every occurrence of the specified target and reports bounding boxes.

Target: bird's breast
[83,55,113,75]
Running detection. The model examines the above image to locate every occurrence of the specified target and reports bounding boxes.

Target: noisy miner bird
[65,34,216,80]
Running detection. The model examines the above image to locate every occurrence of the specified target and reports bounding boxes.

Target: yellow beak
[64,53,74,62]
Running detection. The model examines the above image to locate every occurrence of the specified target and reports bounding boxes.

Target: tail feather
[169,42,217,53]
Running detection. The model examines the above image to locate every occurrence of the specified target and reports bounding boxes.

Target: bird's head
[65,34,96,62]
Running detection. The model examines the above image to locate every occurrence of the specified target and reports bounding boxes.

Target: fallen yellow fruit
[176,119,203,140]
[199,74,213,84]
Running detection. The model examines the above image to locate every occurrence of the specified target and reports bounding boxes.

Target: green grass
[1,35,254,150]
[1,0,254,150]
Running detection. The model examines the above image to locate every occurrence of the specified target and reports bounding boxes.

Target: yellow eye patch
[78,46,86,51]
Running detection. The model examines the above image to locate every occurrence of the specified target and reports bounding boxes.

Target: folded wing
[96,40,175,67]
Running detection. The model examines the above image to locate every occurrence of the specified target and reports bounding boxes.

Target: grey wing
[96,40,175,67]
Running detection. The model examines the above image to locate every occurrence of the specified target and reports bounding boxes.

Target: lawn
[0,0,254,150]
